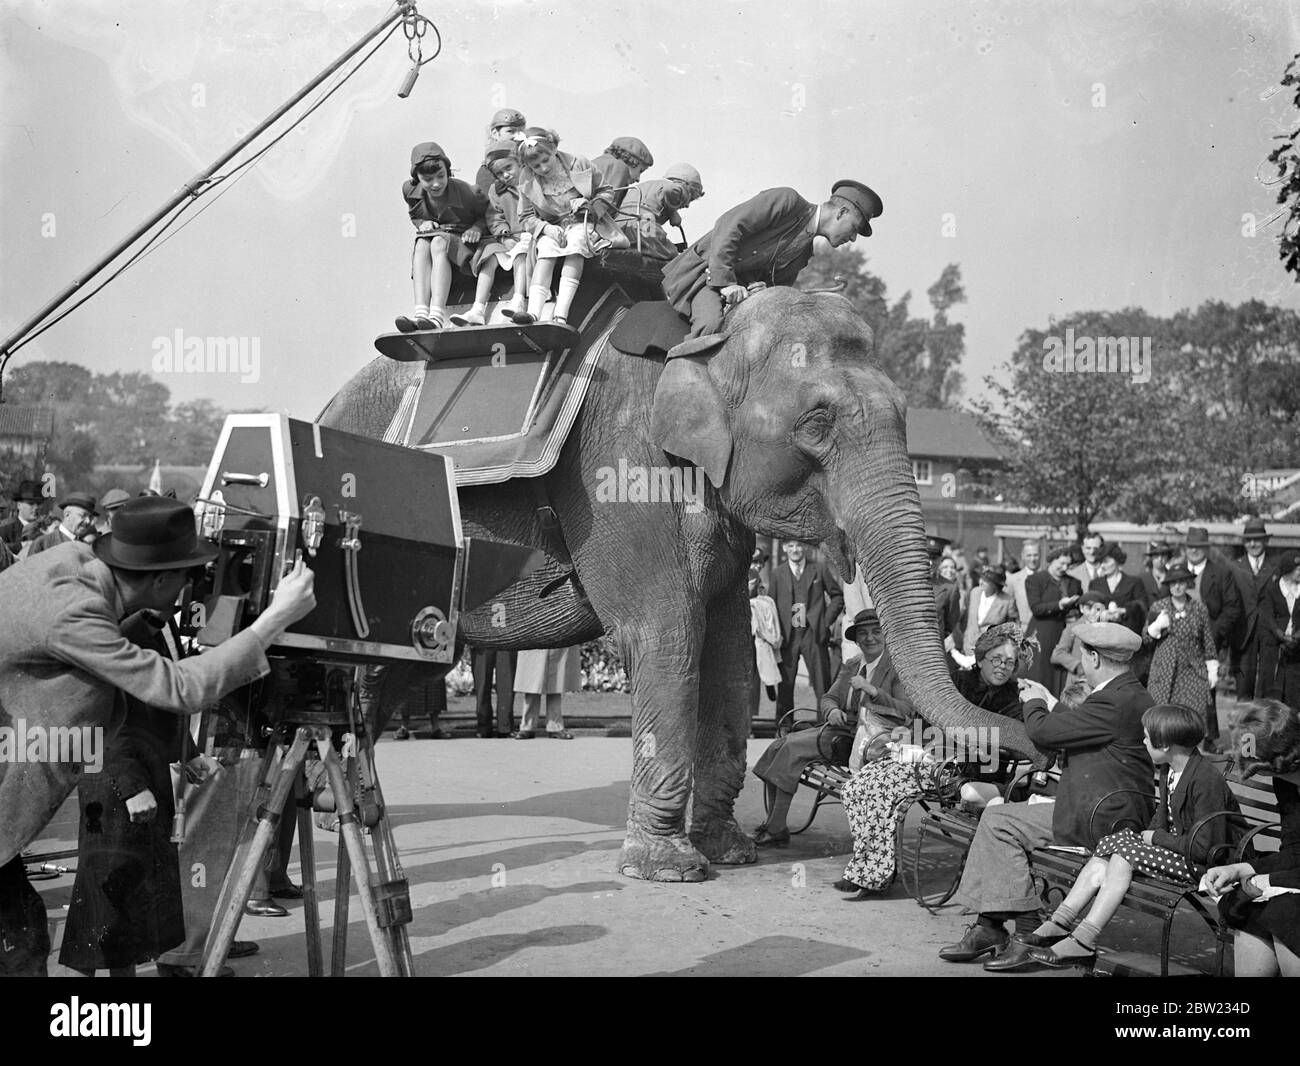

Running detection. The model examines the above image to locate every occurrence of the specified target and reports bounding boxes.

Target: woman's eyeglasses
[984,655,1016,669]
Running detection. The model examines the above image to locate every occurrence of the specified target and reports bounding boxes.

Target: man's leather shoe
[938,922,1008,962]
[244,899,289,918]
[229,940,260,958]
[983,931,1066,972]
[832,879,862,893]
[269,883,303,900]
[158,963,234,977]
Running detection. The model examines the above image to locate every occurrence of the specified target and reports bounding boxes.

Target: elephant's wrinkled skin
[320,286,1043,883]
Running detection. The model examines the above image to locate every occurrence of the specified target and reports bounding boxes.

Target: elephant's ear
[651,343,732,489]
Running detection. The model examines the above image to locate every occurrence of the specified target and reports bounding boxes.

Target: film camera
[186,413,542,729]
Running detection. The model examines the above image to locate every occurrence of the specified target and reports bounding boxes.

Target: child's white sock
[527,284,550,320]
[554,276,580,322]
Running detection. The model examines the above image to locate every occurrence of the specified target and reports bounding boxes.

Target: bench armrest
[1087,788,1155,840]
[1185,810,1254,867]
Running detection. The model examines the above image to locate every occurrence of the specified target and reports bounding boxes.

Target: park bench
[900,755,1282,976]
[759,708,853,833]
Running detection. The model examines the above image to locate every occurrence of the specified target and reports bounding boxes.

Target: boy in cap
[939,621,1155,972]
[619,163,705,259]
[662,178,883,338]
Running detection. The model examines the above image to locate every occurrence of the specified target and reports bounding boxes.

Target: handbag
[581,206,630,254]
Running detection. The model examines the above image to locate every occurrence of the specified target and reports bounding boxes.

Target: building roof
[0,404,54,439]
[906,407,1002,463]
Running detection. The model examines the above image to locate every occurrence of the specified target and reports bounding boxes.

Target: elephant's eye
[796,408,834,448]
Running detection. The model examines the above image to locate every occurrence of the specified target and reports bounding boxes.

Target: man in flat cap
[939,621,1154,972]
[27,491,98,556]
[662,178,882,337]
[0,496,315,975]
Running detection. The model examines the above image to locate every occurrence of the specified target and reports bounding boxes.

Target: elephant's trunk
[835,438,1045,765]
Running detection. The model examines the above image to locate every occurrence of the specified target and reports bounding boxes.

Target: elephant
[319,280,1043,883]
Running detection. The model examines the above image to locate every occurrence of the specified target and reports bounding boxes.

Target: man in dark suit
[1068,531,1106,589]
[752,609,912,845]
[1231,518,1275,699]
[662,180,883,337]
[940,622,1154,971]
[1183,526,1243,743]
[768,540,844,717]
[0,480,43,556]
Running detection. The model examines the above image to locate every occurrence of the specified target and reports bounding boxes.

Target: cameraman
[0,496,315,976]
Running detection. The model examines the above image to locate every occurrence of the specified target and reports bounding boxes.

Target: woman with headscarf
[834,623,1030,900]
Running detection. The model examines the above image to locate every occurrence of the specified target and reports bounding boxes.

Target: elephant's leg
[687,594,758,866]
[618,626,711,883]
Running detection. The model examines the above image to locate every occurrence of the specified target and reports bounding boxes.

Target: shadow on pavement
[647,934,869,976]
[384,782,631,828]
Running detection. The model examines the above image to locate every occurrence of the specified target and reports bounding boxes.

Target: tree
[1166,300,1300,477]
[163,399,234,465]
[798,247,967,407]
[1269,53,1300,280]
[973,309,1208,534]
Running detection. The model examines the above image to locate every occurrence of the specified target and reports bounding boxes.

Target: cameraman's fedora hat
[93,496,218,571]
[13,479,44,503]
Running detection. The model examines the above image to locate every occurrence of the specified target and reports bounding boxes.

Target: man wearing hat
[1182,526,1242,743]
[0,479,44,555]
[0,496,315,975]
[99,487,132,530]
[751,608,913,847]
[940,621,1154,971]
[593,136,655,208]
[1231,518,1275,699]
[662,179,883,338]
[27,491,97,556]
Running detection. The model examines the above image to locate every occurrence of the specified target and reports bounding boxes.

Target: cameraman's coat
[0,542,269,867]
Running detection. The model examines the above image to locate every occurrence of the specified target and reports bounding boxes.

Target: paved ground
[30,683,1241,977]
[33,733,1202,978]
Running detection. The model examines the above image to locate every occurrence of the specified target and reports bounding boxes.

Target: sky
[1,0,1298,425]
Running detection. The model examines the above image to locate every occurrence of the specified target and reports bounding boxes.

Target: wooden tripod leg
[362,745,414,975]
[295,770,324,977]
[199,728,313,977]
[331,828,350,976]
[318,740,400,977]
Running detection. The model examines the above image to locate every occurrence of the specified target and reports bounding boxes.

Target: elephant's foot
[689,816,757,866]
[618,827,710,883]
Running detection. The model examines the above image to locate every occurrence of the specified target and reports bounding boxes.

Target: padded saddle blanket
[376,295,689,487]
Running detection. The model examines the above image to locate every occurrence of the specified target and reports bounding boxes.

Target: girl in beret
[452,140,535,326]
[474,107,527,195]
[396,141,488,333]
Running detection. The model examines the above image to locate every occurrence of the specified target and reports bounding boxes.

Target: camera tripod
[198,692,414,977]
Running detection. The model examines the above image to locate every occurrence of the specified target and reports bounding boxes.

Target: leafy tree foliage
[1269,53,1300,280]
[799,247,967,407]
